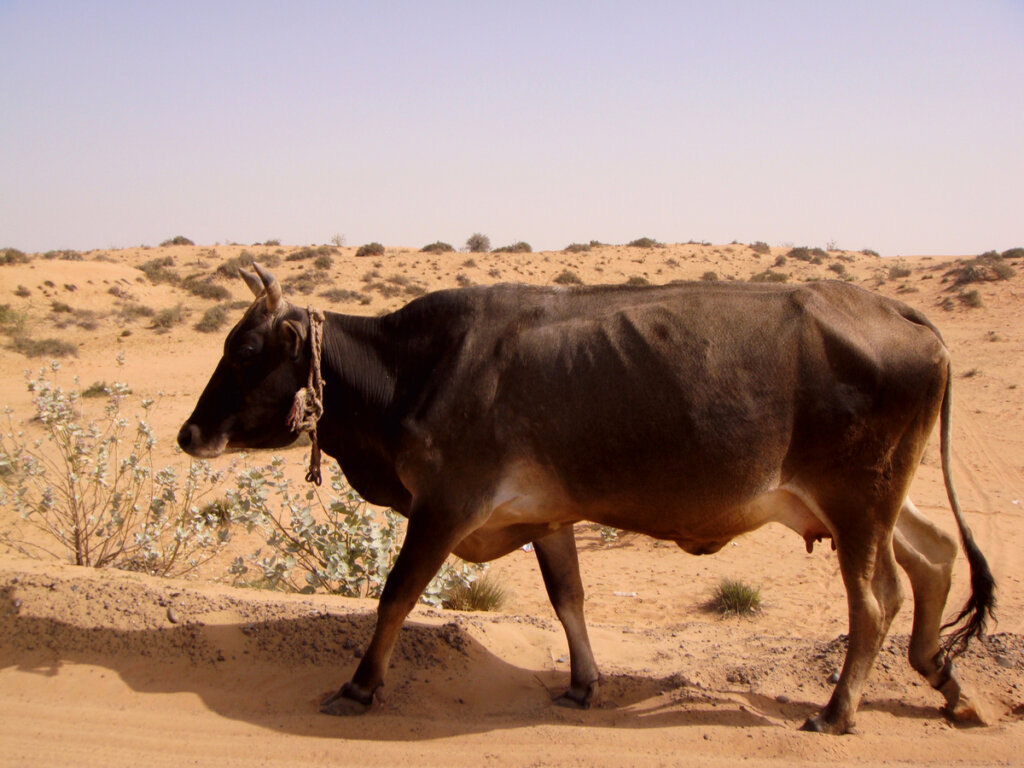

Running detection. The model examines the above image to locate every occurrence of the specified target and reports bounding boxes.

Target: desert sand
[1,240,1022,766]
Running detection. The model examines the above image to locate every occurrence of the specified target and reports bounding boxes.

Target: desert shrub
[828,262,847,276]
[708,578,762,616]
[1002,247,1024,260]
[194,305,229,333]
[226,459,481,603]
[492,241,532,254]
[107,285,134,300]
[625,276,650,286]
[960,289,983,308]
[947,253,1015,287]
[553,270,583,286]
[160,236,194,246]
[0,363,230,575]
[287,245,336,262]
[421,241,455,253]
[355,242,386,259]
[14,285,30,297]
[701,271,719,281]
[787,246,812,261]
[861,249,880,258]
[750,241,771,255]
[283,270,332,295]
[51,301,73,313]
[455,273,473,287]
[182,275,230,301]
[462,258,477,268]
[151,304,186,331]
[888,263,912,280]
[1,248,30,265]
[10,335,77,357]
[774,255,787,267]
[442,574,509,612]
[314,253,334,270]
[80,381,109,398]
[750,270,788,283]
[119,302,156,321]
[589,523,621,544]
[464,233,491,253]
[319,288,365,303]
[261,239,281,247]
[138,256,179,285]
[0,304,26,333]
[627,237,660,248]
[42,250,83,261]
[564,242,591,253]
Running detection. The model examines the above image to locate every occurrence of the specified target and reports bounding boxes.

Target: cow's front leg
[320,509,465,715]
[534,525,599,708]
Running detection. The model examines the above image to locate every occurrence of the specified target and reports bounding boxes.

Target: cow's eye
[236,345,258,362]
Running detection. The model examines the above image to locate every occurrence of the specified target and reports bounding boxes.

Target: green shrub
[553,270,583,285]
[119,302,156,321]
[492,241,532,254]
[564,242,591,253]
[160,236,194,246]
[287,245,337,261]
[464,233,491,253]
[1,248,30,265]
[442,574,509,612]
[627,237,660,249]
[774,255,787,267]
[750,241,771,255]
[787,246,812,261]
[226,459,481,603]
[0,304,26,333]
[194,305,229,333]
[138,256,179,285]
[708,578,762,616]
[960,289,983,308]
[421,241,455,253]
[151,304,186,331]
[750,270,788,283]
[0,364,229,575]
[10,335,77,357]
[183,275,230,301]
[828,262,847,276]
[313,253,334,270]
[319,288,365,303]
[888,263,912,280]
[355,242,386,259]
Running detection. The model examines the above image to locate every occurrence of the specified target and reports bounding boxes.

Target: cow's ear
[281,319,307,360]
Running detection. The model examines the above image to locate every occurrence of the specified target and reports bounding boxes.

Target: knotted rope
[287,307,326,485]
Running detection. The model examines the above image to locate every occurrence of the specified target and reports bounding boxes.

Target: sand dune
[1,242,1022,766]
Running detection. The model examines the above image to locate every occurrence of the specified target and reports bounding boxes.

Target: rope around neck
[287,307,326,485]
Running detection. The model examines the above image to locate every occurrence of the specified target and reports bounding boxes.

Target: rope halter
[286,306,326,485]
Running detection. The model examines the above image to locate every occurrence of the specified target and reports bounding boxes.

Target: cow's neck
[314,311,410,510]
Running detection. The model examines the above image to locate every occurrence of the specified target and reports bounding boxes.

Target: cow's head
[177,264,310,458]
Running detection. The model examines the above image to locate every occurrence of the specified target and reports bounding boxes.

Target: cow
[178,264,994,734]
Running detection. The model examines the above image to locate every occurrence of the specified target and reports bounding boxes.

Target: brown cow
[178,265,994,734]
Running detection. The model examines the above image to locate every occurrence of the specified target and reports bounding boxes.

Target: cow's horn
[240,267,264,298]
[252,262,282,312]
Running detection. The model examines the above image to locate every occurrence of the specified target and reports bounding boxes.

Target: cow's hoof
[553,680,598,709]
[942,693,992,727]
[320,683,373,716]
[799,715,854,735]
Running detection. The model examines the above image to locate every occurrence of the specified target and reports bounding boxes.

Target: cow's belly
[452,461,833,562]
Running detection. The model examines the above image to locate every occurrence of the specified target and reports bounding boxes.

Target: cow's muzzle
[176,422,228,458]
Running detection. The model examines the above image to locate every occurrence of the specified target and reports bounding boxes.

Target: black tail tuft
[940,535,996,657]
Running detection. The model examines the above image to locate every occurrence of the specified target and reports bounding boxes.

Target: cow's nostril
[177,423,197,451]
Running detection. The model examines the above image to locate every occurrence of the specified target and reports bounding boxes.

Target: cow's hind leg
[321,505,470,715]
[802,512,904,734]
[534,525,599,707]
[893,498,983,723]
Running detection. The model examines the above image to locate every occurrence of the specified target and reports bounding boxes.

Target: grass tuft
[708,578,762,616]
[442,574,509,612]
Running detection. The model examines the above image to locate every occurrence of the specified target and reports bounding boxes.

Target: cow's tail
[899,303,996,656]
[936,363,997,656]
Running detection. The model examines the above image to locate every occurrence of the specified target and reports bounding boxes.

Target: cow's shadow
[0,586,939,740]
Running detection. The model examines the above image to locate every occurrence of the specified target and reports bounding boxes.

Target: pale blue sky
[2,1,1021,256]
